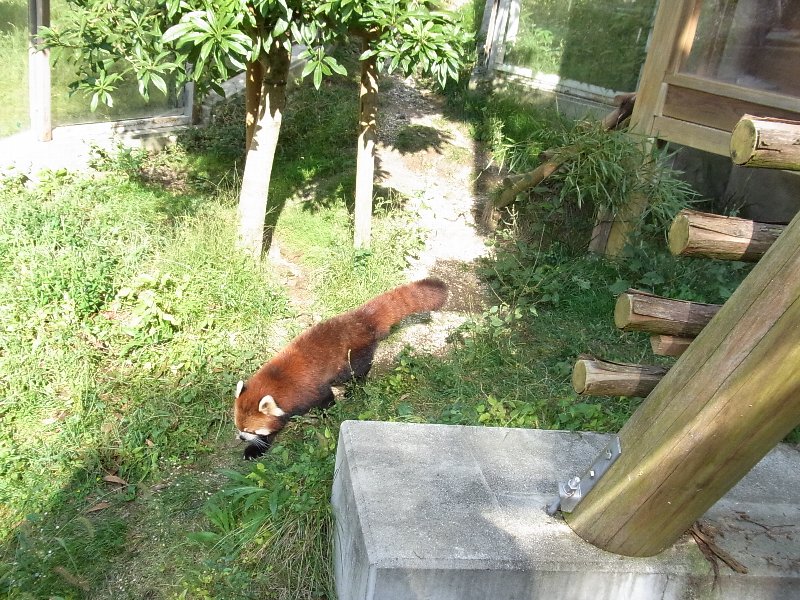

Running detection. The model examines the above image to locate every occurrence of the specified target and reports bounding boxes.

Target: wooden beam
[649,335,692,357]
[729,115,800,171]
[572,358,667,397]
[614,289,721,337]
[668,209,785,262]
[566,208,800,556]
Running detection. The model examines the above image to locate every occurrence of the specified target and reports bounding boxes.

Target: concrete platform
[332,421,800,600]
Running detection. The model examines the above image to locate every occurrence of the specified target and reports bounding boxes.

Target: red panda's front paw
[242,433,275,460]
[244,443,269,460]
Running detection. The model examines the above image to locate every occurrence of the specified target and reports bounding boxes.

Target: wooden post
[28,0,51,142]
[572,358,667,397]
[649,334,692,357]
[730,115,800,171]
[596,191,649,256]
[668,209,784,262]
[565,209,800,557]
[614,289,720,337]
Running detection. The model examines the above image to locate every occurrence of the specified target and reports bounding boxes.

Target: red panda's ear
[259,395,285,417]
[235,380,244,398]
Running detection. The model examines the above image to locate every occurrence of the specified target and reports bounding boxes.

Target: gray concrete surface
[332,421,800,600]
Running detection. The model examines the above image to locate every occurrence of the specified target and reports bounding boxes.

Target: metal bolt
[589,469,596,478]
[605,449,613,460]
[568,476,581,490]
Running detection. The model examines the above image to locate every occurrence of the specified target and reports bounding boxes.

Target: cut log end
[572,359,589,394]
[667,213,691,256]
[613,293,634,330]
[729,118,757,166]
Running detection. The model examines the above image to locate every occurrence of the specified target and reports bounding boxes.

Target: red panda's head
[233,379,287,459]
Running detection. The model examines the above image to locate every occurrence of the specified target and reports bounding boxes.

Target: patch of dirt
[269,74,497,368]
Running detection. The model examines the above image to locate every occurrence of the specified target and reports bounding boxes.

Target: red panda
[233,278,448,459]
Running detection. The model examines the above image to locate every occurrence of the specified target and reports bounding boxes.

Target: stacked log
[565,114,800,558]
[572,358,667,397]
[573,115,798,397]
[668,209,785,262]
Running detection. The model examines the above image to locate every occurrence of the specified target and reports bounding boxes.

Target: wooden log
[480,156,567,227]
[484,95,637,229]
[649,335,692,357]
[566,207,800,556]
[614,289,721,337]
[729,114,800,171]
[496,157,566,210]
[668,209,785,262]
[572,358,667,397]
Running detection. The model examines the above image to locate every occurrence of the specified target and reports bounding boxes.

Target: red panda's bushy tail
[359,278,448,338]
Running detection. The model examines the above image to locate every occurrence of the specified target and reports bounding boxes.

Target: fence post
[28,0,51,141]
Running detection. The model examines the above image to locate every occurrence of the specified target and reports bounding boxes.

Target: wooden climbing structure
[566,114,800,557]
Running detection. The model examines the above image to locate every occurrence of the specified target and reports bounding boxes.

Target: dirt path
[370,75,495,365]
[269,75,496,368]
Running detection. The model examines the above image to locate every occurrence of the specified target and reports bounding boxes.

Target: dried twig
[690,521,748,584]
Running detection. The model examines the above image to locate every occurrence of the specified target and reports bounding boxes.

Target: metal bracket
[546,435,622,515]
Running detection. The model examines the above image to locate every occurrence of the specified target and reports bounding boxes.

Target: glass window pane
[0,0,29,137]
[50,0,182,126]
[503,0,658,93]
[681,0,800,96]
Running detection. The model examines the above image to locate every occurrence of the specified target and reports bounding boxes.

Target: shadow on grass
[0,371,257,599]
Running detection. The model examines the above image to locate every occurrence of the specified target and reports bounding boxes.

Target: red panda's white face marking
[233,382,287,453]
[258,395,285,417]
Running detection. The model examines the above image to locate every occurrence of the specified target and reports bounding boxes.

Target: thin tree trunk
[354,39,378,249]
[237,43,290,260]
[245,60,265,151]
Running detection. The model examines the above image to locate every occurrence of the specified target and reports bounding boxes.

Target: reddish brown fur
[234,278,447,457]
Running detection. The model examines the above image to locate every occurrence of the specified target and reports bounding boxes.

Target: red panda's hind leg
[350,341,377,380]
[316,386,336,410]
[329,342,378,386]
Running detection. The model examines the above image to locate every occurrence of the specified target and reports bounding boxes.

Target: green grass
[0,161,292,597]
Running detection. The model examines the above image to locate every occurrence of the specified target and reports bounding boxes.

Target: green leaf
[150,73,168,96]
[313,64,322,89]
[301,59,316,78]
[163,22,194,43]
[608,279,631,295]
[273,18,289,37]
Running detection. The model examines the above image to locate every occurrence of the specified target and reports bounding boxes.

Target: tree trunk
[729,114,800,171]
[237,44,290,260]
[245,60,265,151]
[572,358,667,397]
[354,40,379,249]
[614,289,721,337]
[566,208,800,557]
[668,209,785,262]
